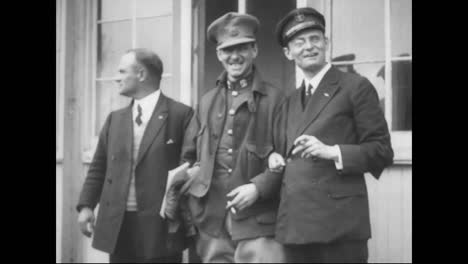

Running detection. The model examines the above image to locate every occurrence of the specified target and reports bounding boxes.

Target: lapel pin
[158,115,164,119]
[166,139,174,144]
[324,93,330,97]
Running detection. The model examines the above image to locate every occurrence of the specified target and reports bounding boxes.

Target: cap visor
[216,37,256,50]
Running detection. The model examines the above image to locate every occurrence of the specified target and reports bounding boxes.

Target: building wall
[366,165,412,263]
[56,163,63,263]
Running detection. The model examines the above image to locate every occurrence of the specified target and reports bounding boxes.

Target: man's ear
[283,46,293,61]
[137,67,147,82]
[216,49,223,62]
[252,43,258,59]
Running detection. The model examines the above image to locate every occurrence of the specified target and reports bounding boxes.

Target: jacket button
[111,155,116,161]
[229,109,235,116]
[228,148,233,154]
[218,113,223,118]
[227,129,233,135]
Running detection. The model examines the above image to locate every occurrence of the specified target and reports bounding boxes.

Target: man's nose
[304,39,314,50]
[229,50,241,60]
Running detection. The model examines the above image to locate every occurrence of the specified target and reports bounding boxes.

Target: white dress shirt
[298,63,343,170]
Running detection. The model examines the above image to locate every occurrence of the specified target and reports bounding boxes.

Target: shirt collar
[133,89,161,117]
[300,63,332,91]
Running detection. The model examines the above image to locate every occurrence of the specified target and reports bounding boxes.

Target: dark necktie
[306,83,313,96]
[302,83,313,109]
[136,104,143,126]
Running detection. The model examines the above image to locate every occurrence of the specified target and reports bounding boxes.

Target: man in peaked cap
[267,7,394,263]
[180,12,287,263]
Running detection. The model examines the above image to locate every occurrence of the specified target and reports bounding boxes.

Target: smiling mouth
[229,63,244,69]
[303,53,319,59]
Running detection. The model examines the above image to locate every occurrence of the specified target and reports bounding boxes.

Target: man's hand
[268,152,286,172]
[226,183,260,212]
[78,207,95,238]
[292,135,339,161]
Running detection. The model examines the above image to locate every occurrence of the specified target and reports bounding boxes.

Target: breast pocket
[244,143,273,178]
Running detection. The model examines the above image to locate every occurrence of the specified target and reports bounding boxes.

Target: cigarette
[227,201,237,214]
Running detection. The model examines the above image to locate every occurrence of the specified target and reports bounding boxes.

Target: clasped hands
[268,135,339,172]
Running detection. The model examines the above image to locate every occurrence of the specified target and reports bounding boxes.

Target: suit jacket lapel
[286,89,304,153]
[136,93,169,166]
[116,104,133,164]
[291,67,341,151]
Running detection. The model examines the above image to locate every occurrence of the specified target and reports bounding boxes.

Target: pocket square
[166,139,174,144]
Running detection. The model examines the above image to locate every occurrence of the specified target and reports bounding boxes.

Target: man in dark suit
[76,48,193,263]
[268,8,394,263]
[180,12,287,263]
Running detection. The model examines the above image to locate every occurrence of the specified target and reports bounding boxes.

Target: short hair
[126,48,164,81]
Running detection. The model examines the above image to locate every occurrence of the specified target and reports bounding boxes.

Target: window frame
[56,0,65,163]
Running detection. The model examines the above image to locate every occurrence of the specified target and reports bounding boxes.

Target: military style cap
[275,7,325,47]
[207,12,260,50]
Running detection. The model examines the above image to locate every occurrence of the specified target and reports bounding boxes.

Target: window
[94,0,174,136]
[314,0,412,162]
[84,0,175,161]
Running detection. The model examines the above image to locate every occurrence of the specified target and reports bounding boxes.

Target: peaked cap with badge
[275,7,325,47]
[207,12,260,50]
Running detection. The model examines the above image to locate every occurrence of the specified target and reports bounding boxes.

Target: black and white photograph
[56,0,412,262]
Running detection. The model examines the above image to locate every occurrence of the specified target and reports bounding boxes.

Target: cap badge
[295,13,305,22]
[240,79,247,88]
[230,28,240,37]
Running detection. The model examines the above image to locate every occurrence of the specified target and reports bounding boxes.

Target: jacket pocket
[327,185,367,199]
[245,143,273,160]
[255,211,277,225]
[244,143,273,178]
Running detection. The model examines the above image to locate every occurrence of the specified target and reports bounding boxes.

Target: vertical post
[295,0,307,88]
[131,0,137,48]
[180,0,192,106]
[238,0,246,13]
[384,0,392,129]
[326,0,332,63]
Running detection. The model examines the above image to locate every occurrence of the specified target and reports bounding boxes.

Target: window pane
[391,0,412,57]
[136,0,172,17]
[95,81,132,136]
[160,76,174,99]
[100,0,131,20]
[136,17,173,72]
[391,60,412,130]
[331,0,385,62]
[97,21,132,78]
[334,62,386,113]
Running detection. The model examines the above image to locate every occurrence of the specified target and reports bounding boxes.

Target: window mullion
[384,0,392,130]
[326,0,332,63]
[238,0,246,13]
[132,0,137,48]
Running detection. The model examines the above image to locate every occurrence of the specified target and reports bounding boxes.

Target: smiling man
[267,7,394,263]
[180,12,287,263]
